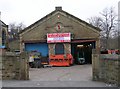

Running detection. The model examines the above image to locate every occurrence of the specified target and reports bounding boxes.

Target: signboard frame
[47,33,71,43]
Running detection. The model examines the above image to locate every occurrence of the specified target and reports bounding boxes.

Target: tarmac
[1,64,118,87]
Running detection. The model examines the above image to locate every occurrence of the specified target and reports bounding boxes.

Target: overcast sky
[0,0,119,26]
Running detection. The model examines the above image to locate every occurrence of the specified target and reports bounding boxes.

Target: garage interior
[71,41,95,64]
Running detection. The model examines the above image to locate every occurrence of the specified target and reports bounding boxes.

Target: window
[55,43,64,54]
[2,30,6,46]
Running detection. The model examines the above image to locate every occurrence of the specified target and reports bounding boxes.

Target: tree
[88,16,103,28]
[8,22,26,40]
[88,7,117,49]
[100,7,117,38]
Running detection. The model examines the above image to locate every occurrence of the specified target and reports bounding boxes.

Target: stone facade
[1,52,29,80]
[92,49,100,80]
[20,7,100,56]
[99,55,120,85]
[92,50,120,86]
[0,21,2,46]
[48,43,71,55]
[0,20,9,49]
[20,13,99,41]
[9,39,20,51]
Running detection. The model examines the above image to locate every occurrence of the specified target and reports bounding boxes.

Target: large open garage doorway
[71,41,95,64]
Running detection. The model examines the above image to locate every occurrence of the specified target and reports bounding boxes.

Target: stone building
[20,7,100,64]
[0,20,9,49]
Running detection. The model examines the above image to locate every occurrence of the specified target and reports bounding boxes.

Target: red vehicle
[49,54,74,66]
[108,49,120,54]
[101,49,120,54]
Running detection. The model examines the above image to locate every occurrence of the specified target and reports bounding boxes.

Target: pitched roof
[20,7,101,35]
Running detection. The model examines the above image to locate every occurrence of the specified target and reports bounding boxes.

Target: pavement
[1,64,118,87]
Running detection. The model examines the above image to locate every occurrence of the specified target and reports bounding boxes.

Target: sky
[0,0,119,27]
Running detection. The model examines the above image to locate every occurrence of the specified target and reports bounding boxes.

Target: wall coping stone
[100,54,120,60]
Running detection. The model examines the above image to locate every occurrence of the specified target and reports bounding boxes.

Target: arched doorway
[55,43,64,55]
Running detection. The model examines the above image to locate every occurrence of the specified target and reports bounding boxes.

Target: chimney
[55,7,62,11]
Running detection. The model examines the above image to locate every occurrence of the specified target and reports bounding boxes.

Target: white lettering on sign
[47,33,71,43]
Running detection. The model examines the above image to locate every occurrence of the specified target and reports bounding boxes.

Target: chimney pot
[55,7,62,10]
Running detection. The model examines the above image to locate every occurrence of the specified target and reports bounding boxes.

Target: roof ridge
[20,7,101,35]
